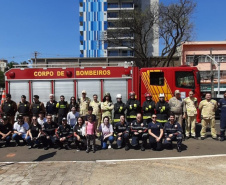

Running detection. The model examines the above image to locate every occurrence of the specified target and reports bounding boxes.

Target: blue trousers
[0,135,11,145]
[116,133,129,147]
[12,133,31,145]
[164,134,182,147]
[101,135,114,149]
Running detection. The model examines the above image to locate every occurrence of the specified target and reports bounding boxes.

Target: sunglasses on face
[152,117,157,119]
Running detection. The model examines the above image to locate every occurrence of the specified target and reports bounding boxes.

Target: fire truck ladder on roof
[13,61,134,68]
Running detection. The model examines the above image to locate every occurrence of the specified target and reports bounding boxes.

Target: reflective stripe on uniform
[143,116,151,119]
[157,119,168,123]
[127,115,136,118]
[113,119,120,122]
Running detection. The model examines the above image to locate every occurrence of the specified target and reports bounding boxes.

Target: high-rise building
[79,0,159,58]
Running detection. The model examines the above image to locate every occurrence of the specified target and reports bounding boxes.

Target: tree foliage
[159,0,196,66]
[5,61,19,71]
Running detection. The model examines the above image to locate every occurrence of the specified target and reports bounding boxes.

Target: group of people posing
[0,89,224,153]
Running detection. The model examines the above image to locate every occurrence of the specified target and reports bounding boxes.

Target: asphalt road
[0,121,225,162]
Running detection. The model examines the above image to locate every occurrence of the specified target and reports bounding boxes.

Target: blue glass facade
[79,0,159,58]
[79,0,107,57]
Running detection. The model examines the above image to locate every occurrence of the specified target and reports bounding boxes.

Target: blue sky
[0,0,225,63]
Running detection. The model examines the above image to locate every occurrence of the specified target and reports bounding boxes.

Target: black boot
[177,145,182,152]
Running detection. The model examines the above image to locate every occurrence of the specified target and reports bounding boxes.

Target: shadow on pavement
[33,151,57,162]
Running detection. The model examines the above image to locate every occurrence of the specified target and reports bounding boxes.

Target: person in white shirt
[37,112,47,127]
[67,106,80,128]
[12,114,31,146]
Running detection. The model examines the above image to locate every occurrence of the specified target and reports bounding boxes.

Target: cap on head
[104,92,110,97]
[6,94,11,98]
[175,90,180,95]
[2,115,8,120]
[145,93,152,98]
[33,95,39,99]
[17,114,23,120]
[62,117,67,121]
[159,93,165,98]
[21,95,26,99]
[82,90,86,94]
[116,94,122,99]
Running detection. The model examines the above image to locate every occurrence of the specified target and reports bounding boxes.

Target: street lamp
[217,57,224,98]
[193,54,221,97]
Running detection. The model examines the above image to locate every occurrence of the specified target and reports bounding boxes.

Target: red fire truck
[5,63,201,121]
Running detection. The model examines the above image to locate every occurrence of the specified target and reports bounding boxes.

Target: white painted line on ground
[96,154,226,163]
[1,154,226,164]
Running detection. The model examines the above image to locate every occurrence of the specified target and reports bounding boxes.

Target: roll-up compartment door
[77,80,101,101]
[9,81,29,104]
[55,80,74,102]
[32,81,51,106]
[103,79,127,104]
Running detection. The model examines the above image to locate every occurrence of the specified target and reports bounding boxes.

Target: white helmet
[116,94,122,99]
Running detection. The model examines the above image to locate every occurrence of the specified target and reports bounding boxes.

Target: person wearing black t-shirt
[41,114,58,150]
[56,117,73,150]
[27,116,42,149]
[0,115,13,147]
[148,114,163,151]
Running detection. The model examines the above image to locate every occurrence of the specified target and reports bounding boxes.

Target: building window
[108,3,118,8]
[121,3,133,8]
[108,12,118,18]
[150,72,164,86]
[175,71,195,89]
[108,22,116,28]
[108,50,119,56]
[186,55,226,65]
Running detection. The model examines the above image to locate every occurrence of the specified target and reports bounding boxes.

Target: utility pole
[33,51,40,65]
[210,48,215,96]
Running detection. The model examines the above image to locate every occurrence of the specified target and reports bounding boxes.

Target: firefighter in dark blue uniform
[218,91,226,141]
[142,93,155,124]
[164,113,183,152]
[31,95,45,117]
[114,115,130,150]
[156,93,170,126]
[126,91,141,124]
[56,95,69,125]
[148,114,163,151]
[113,94,126,125]
[56,117,73,150]
[131,113,148,151]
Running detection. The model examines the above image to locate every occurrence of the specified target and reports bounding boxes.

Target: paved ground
[0,121,225,184]
[1,155,226,185]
